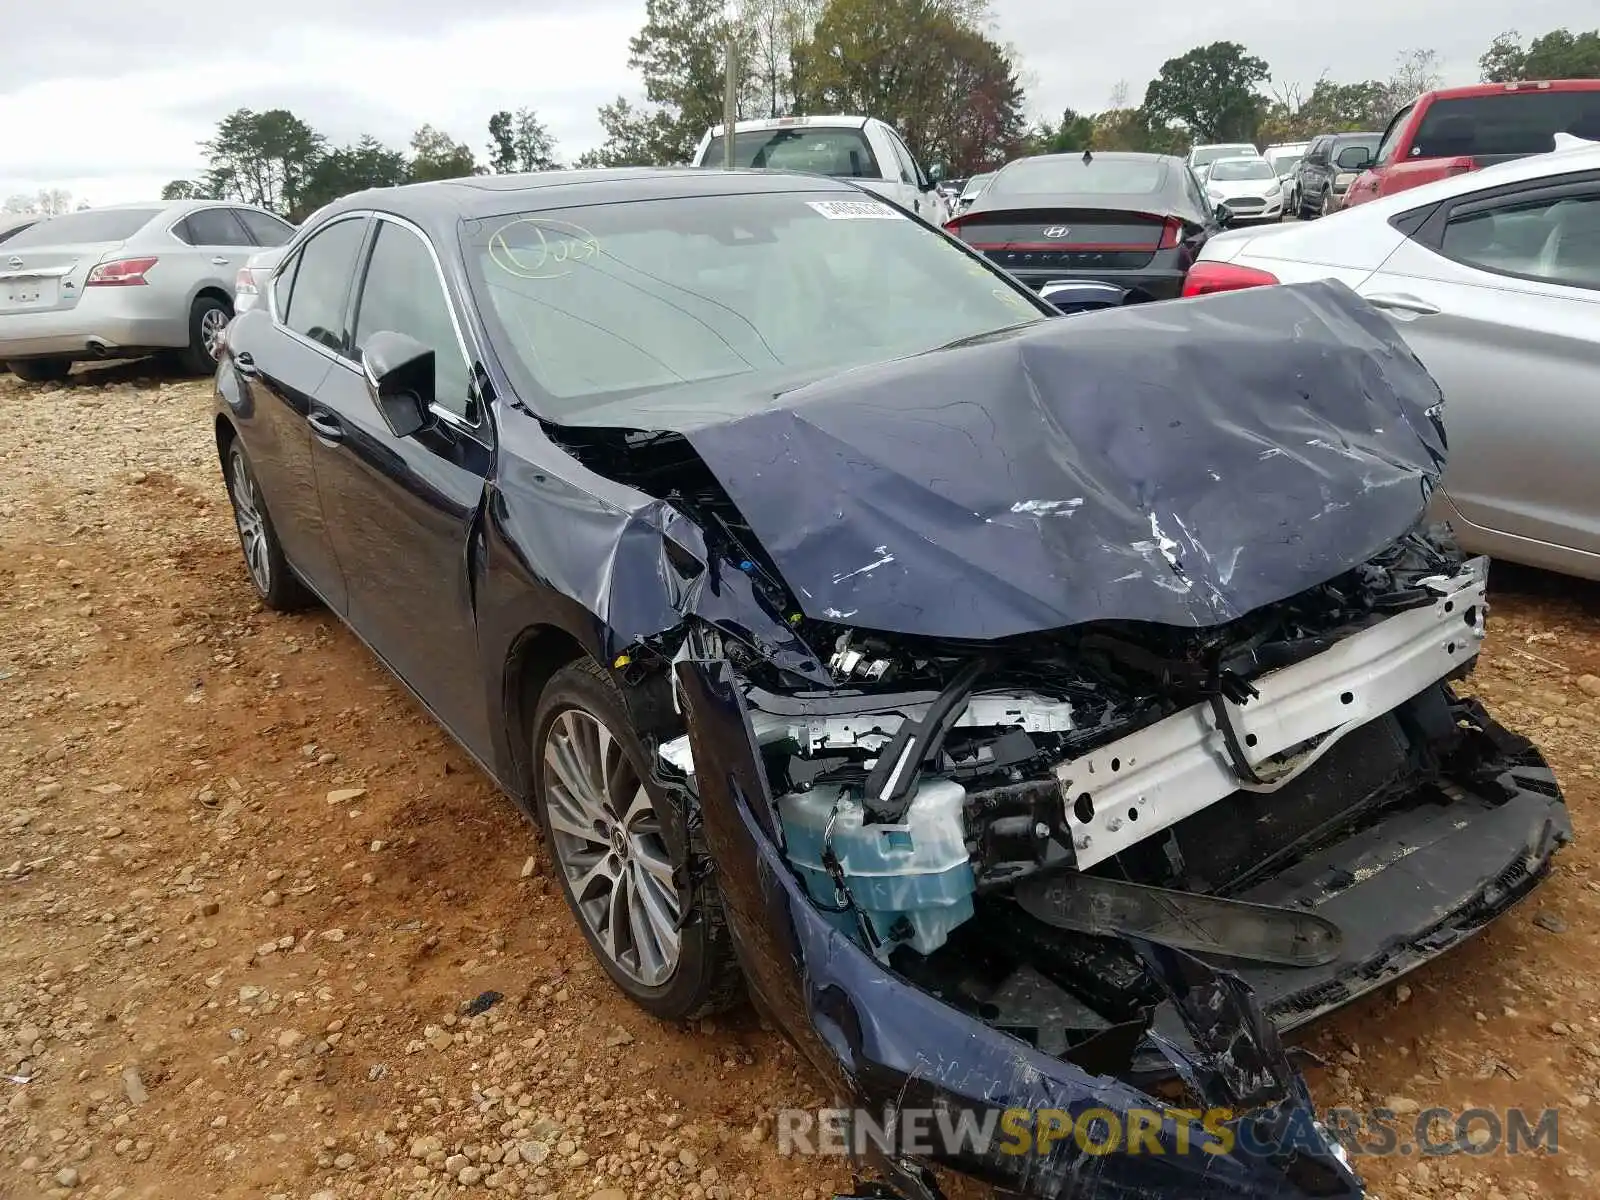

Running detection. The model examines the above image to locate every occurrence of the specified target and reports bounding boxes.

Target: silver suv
[0,200,295,381]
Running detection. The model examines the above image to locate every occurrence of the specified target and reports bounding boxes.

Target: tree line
[8,7,1590,220]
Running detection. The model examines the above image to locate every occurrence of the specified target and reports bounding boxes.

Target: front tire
[222,440,313,611]
[179,296,232,376]
[6,358,71,383]
[531,659,743,1022]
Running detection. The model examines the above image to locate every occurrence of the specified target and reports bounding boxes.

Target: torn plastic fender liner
[676,658,1363,1199]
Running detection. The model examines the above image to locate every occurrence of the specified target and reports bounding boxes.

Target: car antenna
[1082,147,1093,164]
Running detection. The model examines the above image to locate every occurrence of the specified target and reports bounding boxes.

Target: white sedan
[1186,137,1600,581]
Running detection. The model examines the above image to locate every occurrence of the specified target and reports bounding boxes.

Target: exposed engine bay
[656,528,1559,1061]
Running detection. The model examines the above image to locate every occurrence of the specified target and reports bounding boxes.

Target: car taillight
[1158,216,1184,250]
[86,256,158,287]
[944,216,966,235]
[235,267,258,295]
[1181,261,1280,297]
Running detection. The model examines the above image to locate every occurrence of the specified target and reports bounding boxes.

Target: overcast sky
[2,0,1593,205]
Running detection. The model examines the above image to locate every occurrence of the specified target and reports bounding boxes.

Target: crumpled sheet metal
[666,280,1448,640]
[488,446,829,683]
[676,659,1364,1199]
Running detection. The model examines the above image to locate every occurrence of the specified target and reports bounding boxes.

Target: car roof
[1013,151,1182,166]
[1416,80,1600,103]
[304,167,866,241]
[705,114,871,138]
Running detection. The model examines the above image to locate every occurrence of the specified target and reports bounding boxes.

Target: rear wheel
[178,296,232,375]
[531,660,743,1022]
[222,440,313,611]
[6,358,71,383]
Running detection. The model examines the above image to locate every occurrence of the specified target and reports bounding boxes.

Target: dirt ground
[1,363,1596,1200]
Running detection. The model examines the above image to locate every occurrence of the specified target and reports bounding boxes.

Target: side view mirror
[361,330,436,440]
[1214,203,1233,227]
[1336,150,1374,171]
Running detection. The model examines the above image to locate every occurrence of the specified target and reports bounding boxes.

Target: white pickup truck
[693,115,952,226]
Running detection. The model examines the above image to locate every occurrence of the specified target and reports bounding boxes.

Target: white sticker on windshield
[806,199,905,220]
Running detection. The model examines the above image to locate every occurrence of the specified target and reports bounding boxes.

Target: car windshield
[1191,145,1256,167]
[465,192,1045,415]
[990,157,1164,195]
[3,207,162,247]
[1269,153,1303,173]
[1209,159,1276,181]
[960,173,993,199]
[701,127,879,178]
[1413,91,1600,157]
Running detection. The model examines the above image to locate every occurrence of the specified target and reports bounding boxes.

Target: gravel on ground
[1,362,1595,1199]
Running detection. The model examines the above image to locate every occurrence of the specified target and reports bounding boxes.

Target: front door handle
[306,412,344,442]
[211,256,231,265]
[1364,293,1441,317]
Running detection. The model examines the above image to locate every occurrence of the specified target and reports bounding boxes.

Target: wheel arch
[214,412,237,465]
[194,284,234,311]
[502,623,591,808]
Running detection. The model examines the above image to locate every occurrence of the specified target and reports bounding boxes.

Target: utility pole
[722,33,739,169]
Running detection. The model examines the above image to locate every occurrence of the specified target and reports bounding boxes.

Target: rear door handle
[1364,293,1441,317]
[306,412,344,442]
[211,256,231,265]
[234,351,258,377]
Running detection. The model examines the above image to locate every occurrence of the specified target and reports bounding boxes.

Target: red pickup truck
[1340,79,1600,210]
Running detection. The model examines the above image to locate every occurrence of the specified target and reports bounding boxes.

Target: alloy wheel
[201,307,230,362]
[228,449,272,593]
[541,708,682,987]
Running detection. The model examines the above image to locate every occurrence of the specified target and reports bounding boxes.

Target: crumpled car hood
[562,280,1448,641]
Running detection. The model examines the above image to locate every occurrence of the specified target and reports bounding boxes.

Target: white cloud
[3,0,1596,205]
[0,12,640,205]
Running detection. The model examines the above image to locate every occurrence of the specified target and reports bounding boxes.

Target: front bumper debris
[676,659,1369,1199]
[1060,558,1487,870]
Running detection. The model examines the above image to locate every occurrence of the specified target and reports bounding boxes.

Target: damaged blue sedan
[211,167,1571,1200]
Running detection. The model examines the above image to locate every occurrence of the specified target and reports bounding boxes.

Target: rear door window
[281,216,369,353]
[178,207,254,247]
[1412,92,1600,158]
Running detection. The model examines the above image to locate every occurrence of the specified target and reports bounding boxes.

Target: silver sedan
[0,199,295,381]
[1188,137,1600,581]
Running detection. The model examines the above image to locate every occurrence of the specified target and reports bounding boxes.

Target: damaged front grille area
[659,531,1491,953]
[654,526,1569,1199]
[657,531,1568,1051]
